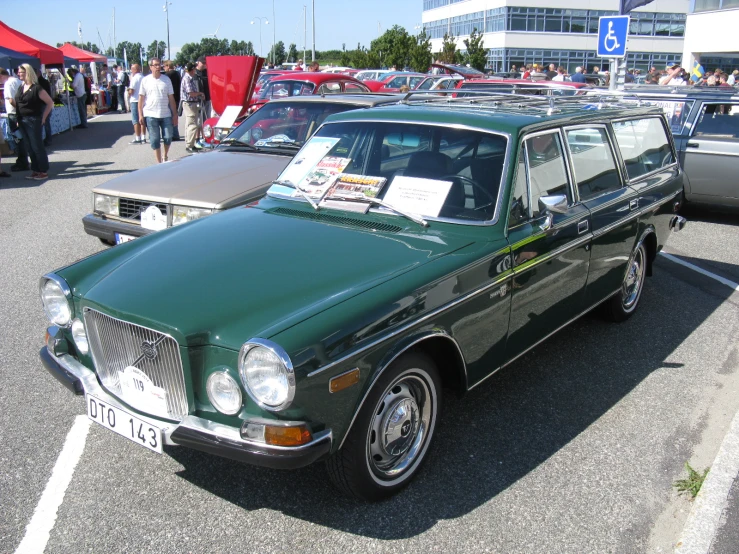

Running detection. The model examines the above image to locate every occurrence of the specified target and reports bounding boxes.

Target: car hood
[93,151,291,209]
[68,202,473,350]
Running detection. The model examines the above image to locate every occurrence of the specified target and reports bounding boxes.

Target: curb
[674,405,739,553]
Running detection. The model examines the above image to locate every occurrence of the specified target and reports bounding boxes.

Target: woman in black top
[15,63,54,180]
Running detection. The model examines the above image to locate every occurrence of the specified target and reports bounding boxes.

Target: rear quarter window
[693,103,739,139]
[613,117,675,180]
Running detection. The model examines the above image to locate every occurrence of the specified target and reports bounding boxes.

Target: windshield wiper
[218,138,260,151]
[326,195,428,227]
[271,179,320,210]
[260,137,302,147]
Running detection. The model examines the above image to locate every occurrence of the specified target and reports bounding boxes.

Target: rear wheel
[603,240,647,322]
[326,352,441,501]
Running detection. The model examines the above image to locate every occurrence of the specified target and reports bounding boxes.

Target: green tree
[439,33,458,65]
[463,28,487,72]
[287,43,298,63]
[409,29,433,73]
[370,25,413,69]
[146,40,167,61]
[267,41,287,65]
[57,41,101,54]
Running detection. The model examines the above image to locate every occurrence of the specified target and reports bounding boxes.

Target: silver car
[83,95,401,245]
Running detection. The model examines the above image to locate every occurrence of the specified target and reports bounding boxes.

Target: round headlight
[206,372,243,415]
[239,342,295,411]
[40,277,72,327]
[203,124,213,138]
[71,318,88,355]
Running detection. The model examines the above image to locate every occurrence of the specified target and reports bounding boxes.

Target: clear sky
[3,0,423,57]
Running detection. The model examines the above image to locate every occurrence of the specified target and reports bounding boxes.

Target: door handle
[577,220,589,234]
[630,199,638,210]
[687,142,699,148]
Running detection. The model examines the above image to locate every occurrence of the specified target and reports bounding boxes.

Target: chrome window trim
[562,122,624,204]
[307,246,512,379]
[684,149,739,157]
[337,329,466,450]
[519,128,577,211]
[267,119,511,226]
[626,162,680,185]
[238,338,296,412]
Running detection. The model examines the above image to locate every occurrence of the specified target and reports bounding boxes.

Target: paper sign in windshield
[320,174,387,212]
[297,156,352,197]
[278,137,340,187]
[383,176,453,218]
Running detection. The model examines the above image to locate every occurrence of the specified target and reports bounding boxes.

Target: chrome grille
[84,308,188,421]
[119,198,169,222]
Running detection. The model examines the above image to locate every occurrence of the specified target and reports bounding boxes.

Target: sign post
[597,15,629,91]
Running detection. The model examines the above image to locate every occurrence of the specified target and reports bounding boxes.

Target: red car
[203,73,371,145]
[253,70,294,96]
[363,72,428,92]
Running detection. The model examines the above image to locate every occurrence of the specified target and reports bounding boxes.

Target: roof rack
[397,89,658,115]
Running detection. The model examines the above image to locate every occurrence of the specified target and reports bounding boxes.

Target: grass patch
[674,462,710,499]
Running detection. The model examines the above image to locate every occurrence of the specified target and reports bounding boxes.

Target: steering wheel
[440,174,497,206]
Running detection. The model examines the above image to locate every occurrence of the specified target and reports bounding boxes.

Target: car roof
[267,73,365,85]
[462,78,588,88]
[322,96,664,137]
[265,93,404,107]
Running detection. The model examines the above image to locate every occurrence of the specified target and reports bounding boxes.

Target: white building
[682,0,739,73]
[422,0,689,73]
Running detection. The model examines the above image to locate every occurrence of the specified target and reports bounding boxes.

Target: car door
[505,130,592,361]
[682,101,739,204]
[562,124,638,307]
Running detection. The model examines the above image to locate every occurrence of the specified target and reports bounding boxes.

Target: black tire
[98,238,115,247]
[326,351,441,501]
[603,240,648,322]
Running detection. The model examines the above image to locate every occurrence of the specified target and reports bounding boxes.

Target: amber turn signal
[329,368,360,393]
[264,424,312,447]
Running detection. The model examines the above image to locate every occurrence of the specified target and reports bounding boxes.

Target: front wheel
[326,352,441,501]
[603,240,648,322]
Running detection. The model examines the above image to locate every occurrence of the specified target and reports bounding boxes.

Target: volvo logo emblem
[401,421,412,437]
[141,340,158,361]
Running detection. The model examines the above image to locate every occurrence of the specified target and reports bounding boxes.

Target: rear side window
[693,103,739,139]
[613,118,675,180]
[565,127,621,201]
[636,100,693,135]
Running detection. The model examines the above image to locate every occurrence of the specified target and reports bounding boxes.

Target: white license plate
[115,233,135,244]
[87,394,163,454]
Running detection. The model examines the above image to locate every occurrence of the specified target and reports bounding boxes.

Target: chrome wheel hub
[622,246,645,309]
[367,375,431,479]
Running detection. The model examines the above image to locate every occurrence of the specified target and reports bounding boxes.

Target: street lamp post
[163,2,171,61]
[251,17,269,60]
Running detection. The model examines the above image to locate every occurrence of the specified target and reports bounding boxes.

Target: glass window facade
[424,7,686,39]
[693,0,739,11]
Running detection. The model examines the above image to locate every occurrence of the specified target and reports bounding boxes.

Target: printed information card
[383,176,453,218]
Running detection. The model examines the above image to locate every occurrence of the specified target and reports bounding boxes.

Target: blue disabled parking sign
[597,16,629,58]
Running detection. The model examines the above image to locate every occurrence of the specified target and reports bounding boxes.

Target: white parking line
[660,252,739,292]
[14,415,91,554]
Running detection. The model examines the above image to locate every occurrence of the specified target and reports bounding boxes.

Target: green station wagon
[39,95,687,501]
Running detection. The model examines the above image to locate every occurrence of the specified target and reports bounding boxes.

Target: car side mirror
[537,194,568,232]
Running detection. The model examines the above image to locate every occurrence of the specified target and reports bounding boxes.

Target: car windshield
[268,120,508,222]
[259,80,316,100]
[225,102,362,150]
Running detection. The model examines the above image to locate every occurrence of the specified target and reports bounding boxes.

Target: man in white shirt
[551,66,569,82]
[69,68,87,128]
[127,64,144,144]
[0,69,29,170]
[138,58,178,163]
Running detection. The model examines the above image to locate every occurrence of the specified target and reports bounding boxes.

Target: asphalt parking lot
[1,112,737,554]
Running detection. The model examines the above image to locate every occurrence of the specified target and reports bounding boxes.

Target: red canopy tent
[59,43,107,64]
[0,20,64,65]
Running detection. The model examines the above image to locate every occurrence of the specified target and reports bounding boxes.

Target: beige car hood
[93,151,291,209]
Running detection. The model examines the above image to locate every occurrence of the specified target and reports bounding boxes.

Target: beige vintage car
[83,95,399,245]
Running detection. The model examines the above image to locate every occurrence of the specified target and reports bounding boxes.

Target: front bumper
[82,213,154,242]
[40,347,332,469]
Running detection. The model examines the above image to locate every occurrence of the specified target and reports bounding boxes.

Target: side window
[410,76,425,88]
[613,118,675,180]
[344,82,365,93]
[565,127,621,201]
[317,82,341,94]
[509,145,530,227]
[693,103,739,139]
[641,100,693,135]
[387,77,405,88]
[524,131,571,216]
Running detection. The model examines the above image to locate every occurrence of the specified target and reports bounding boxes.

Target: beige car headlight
[94,193,119,216]
[172,206,213,226]
[39,275,73,327]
